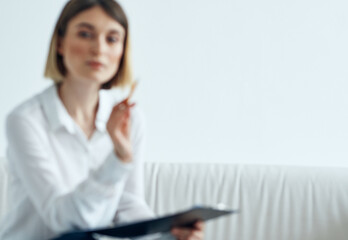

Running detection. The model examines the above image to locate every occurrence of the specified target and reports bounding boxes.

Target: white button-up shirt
[0,85,154,240]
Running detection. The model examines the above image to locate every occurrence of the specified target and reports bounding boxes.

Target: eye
[107,36,120,43]
[78,31,92,38]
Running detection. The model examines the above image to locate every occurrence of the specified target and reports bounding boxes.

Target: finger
[171,228,192,239]
[119,98,129,105]
[118,103,127,111]
[194,221,204,231]
[113,102,131,112]
[128,102,136,108]
[190,222,204,240]
[123,107,131,120]
[171,224,204,240]
[190,229,204,240]
[109,107,129,130]
[109,103,135,131]
[123,117,131,138]
[114,100,136,112]
[113,98,128,109]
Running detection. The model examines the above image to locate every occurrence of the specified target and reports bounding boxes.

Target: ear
[57,37,64,56]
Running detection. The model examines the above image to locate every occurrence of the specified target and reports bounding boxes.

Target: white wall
[1,0,348,166]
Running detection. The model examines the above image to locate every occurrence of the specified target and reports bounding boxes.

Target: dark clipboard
[51,206,237,240]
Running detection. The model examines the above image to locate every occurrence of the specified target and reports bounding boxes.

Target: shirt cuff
[92,151,133,186]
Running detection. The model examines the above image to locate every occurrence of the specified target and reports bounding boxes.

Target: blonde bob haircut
[44,0,133,89]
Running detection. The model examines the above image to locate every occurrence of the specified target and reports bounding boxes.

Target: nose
[91,36,107,55]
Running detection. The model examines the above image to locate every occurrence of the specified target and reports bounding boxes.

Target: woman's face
[58,6,125,86]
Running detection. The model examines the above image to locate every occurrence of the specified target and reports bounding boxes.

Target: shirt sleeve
[114,107,155,223]
[6,112,132,234]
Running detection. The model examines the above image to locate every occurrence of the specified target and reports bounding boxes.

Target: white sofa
[1,157,348,240]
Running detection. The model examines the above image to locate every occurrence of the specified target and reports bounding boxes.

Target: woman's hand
[106,99,135,163]
[171,221,205,240]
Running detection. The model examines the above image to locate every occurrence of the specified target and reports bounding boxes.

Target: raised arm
[6,112,132,234]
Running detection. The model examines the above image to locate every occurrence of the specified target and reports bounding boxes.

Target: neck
[58,77,100,138]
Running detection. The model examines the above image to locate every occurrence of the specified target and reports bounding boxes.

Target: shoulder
[6,86,52,133]
[8,94,40,120]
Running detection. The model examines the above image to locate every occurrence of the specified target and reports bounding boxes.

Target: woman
[0,0,204,239]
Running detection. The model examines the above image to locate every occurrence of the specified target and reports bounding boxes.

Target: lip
[87,60,105,69]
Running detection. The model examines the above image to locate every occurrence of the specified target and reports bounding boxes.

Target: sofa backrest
[1,157,348,240]
[143,162,348,240]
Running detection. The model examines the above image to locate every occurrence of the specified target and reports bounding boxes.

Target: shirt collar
[40,84,121,134]
[40,85,76,133]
